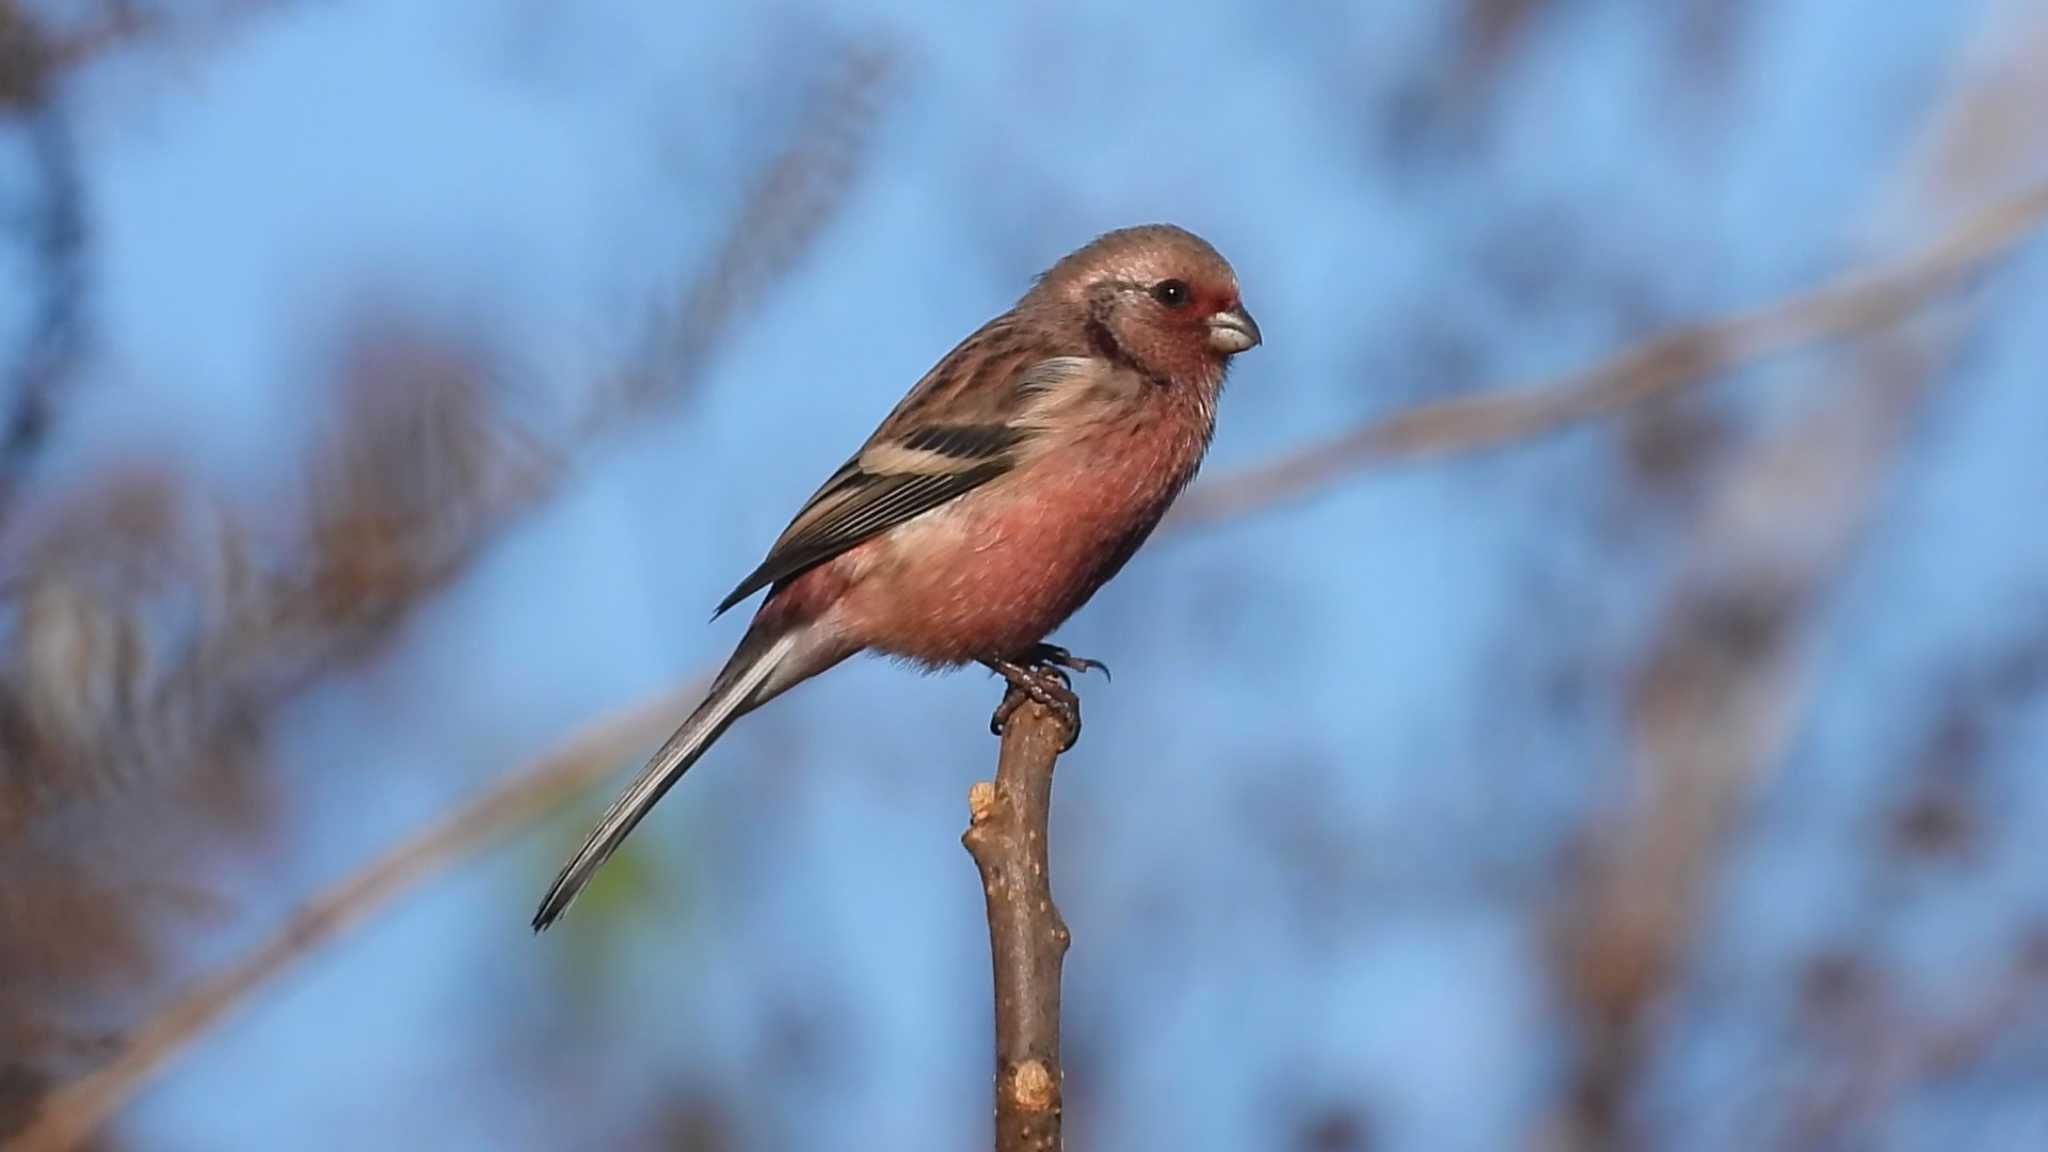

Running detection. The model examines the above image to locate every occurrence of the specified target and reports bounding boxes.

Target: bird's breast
[828,409,1206,666]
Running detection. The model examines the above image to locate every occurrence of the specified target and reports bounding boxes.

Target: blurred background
[5,1,2048,1149]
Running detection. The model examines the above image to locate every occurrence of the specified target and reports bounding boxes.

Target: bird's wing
[714,331,1100,615]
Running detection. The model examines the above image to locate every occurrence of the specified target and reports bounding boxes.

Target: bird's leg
[984,655,1084,750]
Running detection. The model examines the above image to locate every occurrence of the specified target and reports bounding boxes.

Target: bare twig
[22,126,2048,1152]
[8,680,704,1152]
[963,696,1072,1152]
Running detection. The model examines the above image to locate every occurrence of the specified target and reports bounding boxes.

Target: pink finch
[535,224,1259,929]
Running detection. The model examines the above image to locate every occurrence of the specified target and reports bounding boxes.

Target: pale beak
[1206,305,1262,355]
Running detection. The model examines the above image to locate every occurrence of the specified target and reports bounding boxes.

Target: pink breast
[826,420,1194,666]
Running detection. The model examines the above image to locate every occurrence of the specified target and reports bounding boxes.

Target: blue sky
[13,0,2048,1148]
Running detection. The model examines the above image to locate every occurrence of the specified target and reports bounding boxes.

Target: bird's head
[1029,224,1260,388]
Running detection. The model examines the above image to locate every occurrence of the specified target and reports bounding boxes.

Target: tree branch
[1550,7,2048,1145]
[7,36,898,1152]
[1167,180,2048,533]
[963,696,1072,1152]
[9,680,705,1152]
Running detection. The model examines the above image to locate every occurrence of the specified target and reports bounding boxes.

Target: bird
[533,224,1260,930]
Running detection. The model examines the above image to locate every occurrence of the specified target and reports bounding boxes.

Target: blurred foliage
[4,1,2048,1150]
[0,6,888,1144]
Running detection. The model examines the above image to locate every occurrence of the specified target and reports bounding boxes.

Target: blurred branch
[171,44,895,722]
[0,115,84,535]
[45,0,298,72]
[9,678,705,1152]
[1548,6,2048,1147]
[23,56,2048,1152]
[0,0,308,530]
[963,696,1072,1152]
[0,43,891,815]
[3,40,894,1150]
[0,1,53,111]
[590,47,891,428]
[1552,347,1932,1152]
[0,3,86,535]
[1168,179,2048,533]
[1790,929,2048,1148]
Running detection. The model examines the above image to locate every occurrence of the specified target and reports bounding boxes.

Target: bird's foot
[984,651,1095,751]
[1021,642,1111,683]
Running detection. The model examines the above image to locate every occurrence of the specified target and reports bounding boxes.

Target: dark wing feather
[896,423,1023,460]
[714,455,1009,614]
[712,312,1101,617]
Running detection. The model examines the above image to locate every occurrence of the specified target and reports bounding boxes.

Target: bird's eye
[1151,279,1191,308]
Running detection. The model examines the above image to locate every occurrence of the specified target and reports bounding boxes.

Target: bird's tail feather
[532,627,801,931]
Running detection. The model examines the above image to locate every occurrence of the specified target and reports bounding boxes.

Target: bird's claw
[1023,643,1111,683]
[985,651,1095,751]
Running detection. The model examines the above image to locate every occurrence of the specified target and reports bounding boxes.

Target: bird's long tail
[532,625,804,931]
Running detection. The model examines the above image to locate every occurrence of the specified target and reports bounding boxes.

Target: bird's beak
[1206,305,1262,355]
